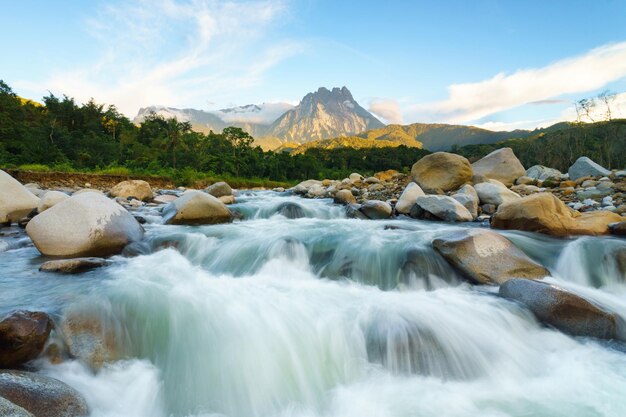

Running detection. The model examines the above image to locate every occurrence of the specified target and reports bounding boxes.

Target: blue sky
[2,0,626,129]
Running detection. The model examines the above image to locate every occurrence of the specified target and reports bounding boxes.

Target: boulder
[26,193,144,257]
[364,177,381,184]
[109,180,153,201]
[37,191,69,213]
[474,180,521,206]
[0,171,40,224]
[374,169,399,182]
[451,184,478,218]
[525,165,563,181]
[568,157,611,181]
[492,192,623,236]
[432,229,549,285]
[275,202,306,219]
[410,152,473,193]
[346,204,368,220]
[515,176,535,185]
[292,180,322,195]
[609,221,626,236]
[0,311,52,368]
[499,279,624,340]
[471,148,525,186]
[307,184,327,198]
[39,258,107,274]
[72,189,103,196]
[152,194,178,204]
[0,371,89,417]
[162,191,232,225]
[415,195,473,222]
[333,189,356,205]
[218,195,235,205]
[349,173,364,183]
[205,181,232,198]
[395,183,425,214]
[360,200,392,219]
[0,396,34,417]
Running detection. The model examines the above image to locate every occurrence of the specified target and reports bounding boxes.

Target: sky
[2,0,626,130]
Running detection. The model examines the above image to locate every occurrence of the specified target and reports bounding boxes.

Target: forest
[0,80,428,185]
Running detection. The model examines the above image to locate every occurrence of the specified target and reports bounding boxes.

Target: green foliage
[0,80,431,184]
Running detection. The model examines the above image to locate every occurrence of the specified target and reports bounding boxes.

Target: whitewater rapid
[2,191,626,417]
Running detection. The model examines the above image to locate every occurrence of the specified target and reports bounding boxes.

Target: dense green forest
[0,80,429,184]
[451,120,626,171]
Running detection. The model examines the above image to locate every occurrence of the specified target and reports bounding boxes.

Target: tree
[577,98,596,122]
[597,90,617,121]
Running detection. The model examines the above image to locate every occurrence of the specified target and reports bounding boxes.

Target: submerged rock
[609,221,626,236]
[471,148,525,186]
[0,311,52,368]
[411,152,473,193]
[415,195,473,222]
[26,193,144,257]
[0,370,88,417]
[109,180,153,201]
[499,279,625,340]
[0,170,40,224]
[39,258,107,274]
[275,202,306,219]
[492,192,622,236]
[162,191,232,225]
[432,229,549,285]
[568,157,611,181]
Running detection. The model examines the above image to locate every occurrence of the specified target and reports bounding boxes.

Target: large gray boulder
[0,171,40,223]
[0,311,52,368]
[432,229,549,285]
[415,195,473,222]
[568,157,611,181]
[291,180,322,195]
[0,371,89,417]
[37,191,69,213]
[525,165,564,181]
[162,191,232,225]
[395,183,425,214]
[109,180,153,201]
[451,184,478,218]
[500,279,625,340]
[205,181,232,198]
[411,152,473,193]
[0,397,34,417]
[474,180,521,206]
[26,192,144,257]
[471,148,525,186]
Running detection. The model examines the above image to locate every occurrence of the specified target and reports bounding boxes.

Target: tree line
[0,80,429,183]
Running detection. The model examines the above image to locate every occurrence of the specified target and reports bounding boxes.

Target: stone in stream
[0,371,89,417]
[471,148,526,186]
[451,184,479,218]
[0,311,53,368]
[0,396,35,417]
[109,180,153,201]
[346,204,368,219]
[432,229,549,285]
[499,279,625,340]
[609,221,626,236]
[492,192,623,236]
[37,191,69,213]
[162,191,233,225]
[39,258,107,274]
[275,202,306,219]
[395,183,425,214]
[474,180,521,206]
[218,195,236,205]
[153,194,178,204]
[360,200,392,219]
[291,179,322,195]
[411,152,473,193]
[0,170,40,224]
[205,181,232,198]
[26,192,144,257]
[415,195,473,222]
[568,156,611,181]
[333,189,356,205]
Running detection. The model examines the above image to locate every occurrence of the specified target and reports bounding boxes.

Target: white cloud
[16,0,302,116]
[368,99,404,124]
[407,41,626,124]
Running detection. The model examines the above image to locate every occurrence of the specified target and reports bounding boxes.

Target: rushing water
[2,190,626,417]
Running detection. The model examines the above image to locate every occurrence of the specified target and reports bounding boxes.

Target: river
[2,190,626,417]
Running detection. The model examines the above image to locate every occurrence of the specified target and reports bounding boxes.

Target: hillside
[289,135,421,155]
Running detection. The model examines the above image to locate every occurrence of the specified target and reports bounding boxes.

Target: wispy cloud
[407,41,626,124]
[17,0,302,116]
[368,99,404,124]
